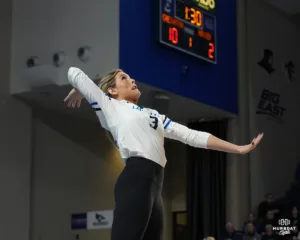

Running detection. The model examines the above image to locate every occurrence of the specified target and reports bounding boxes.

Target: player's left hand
[238,133,264,154]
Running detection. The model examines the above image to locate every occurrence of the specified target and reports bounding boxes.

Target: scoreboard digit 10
[159,0,217,64]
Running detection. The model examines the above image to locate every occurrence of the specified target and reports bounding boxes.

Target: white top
[68,67,211,167]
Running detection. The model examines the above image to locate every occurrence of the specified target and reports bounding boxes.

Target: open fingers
[253,133,264,146]
[65,99,81,108]
[67,100,73,108]
[256,133,264,142]
[76,100,81,108]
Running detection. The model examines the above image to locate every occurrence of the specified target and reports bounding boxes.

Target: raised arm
[162,116,263,154]
[67,67,114,116]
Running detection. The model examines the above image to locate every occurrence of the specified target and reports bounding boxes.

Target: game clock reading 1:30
[159,0,217,64]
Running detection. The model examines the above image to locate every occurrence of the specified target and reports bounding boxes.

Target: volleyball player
[64,67,263,240]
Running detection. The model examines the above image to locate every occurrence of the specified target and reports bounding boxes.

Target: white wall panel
[11,0,119,93]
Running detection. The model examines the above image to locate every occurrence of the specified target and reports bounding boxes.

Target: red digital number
[169,27,178,44]
[208,42,215,59]
[189,37,193,48]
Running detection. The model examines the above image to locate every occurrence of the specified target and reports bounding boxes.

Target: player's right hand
[64,88,83,108]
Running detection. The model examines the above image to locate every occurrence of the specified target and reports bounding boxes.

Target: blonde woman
[64,67,264,240]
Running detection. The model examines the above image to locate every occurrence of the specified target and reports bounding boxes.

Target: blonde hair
[97,69,122,148]
[98,69,122,96]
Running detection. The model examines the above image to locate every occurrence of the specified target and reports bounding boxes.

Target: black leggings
[111,157,164,240]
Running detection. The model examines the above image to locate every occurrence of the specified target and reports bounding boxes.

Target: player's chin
[132,89,141,100]
[136,90,141,99]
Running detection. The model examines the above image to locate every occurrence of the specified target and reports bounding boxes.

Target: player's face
[108,71,141,103]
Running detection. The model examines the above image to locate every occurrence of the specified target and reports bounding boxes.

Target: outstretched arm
[206,133,263,154]
[163,117,263,154]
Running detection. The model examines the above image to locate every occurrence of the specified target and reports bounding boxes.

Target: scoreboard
[159,0,217,64]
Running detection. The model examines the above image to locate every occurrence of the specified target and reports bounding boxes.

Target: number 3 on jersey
[149,116,158,130]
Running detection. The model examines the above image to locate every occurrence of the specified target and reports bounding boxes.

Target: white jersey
[68,67,211,167]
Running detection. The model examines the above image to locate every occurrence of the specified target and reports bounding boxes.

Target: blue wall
[119,0,238,114]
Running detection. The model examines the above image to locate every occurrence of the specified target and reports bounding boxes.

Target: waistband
[125,157,164,188]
